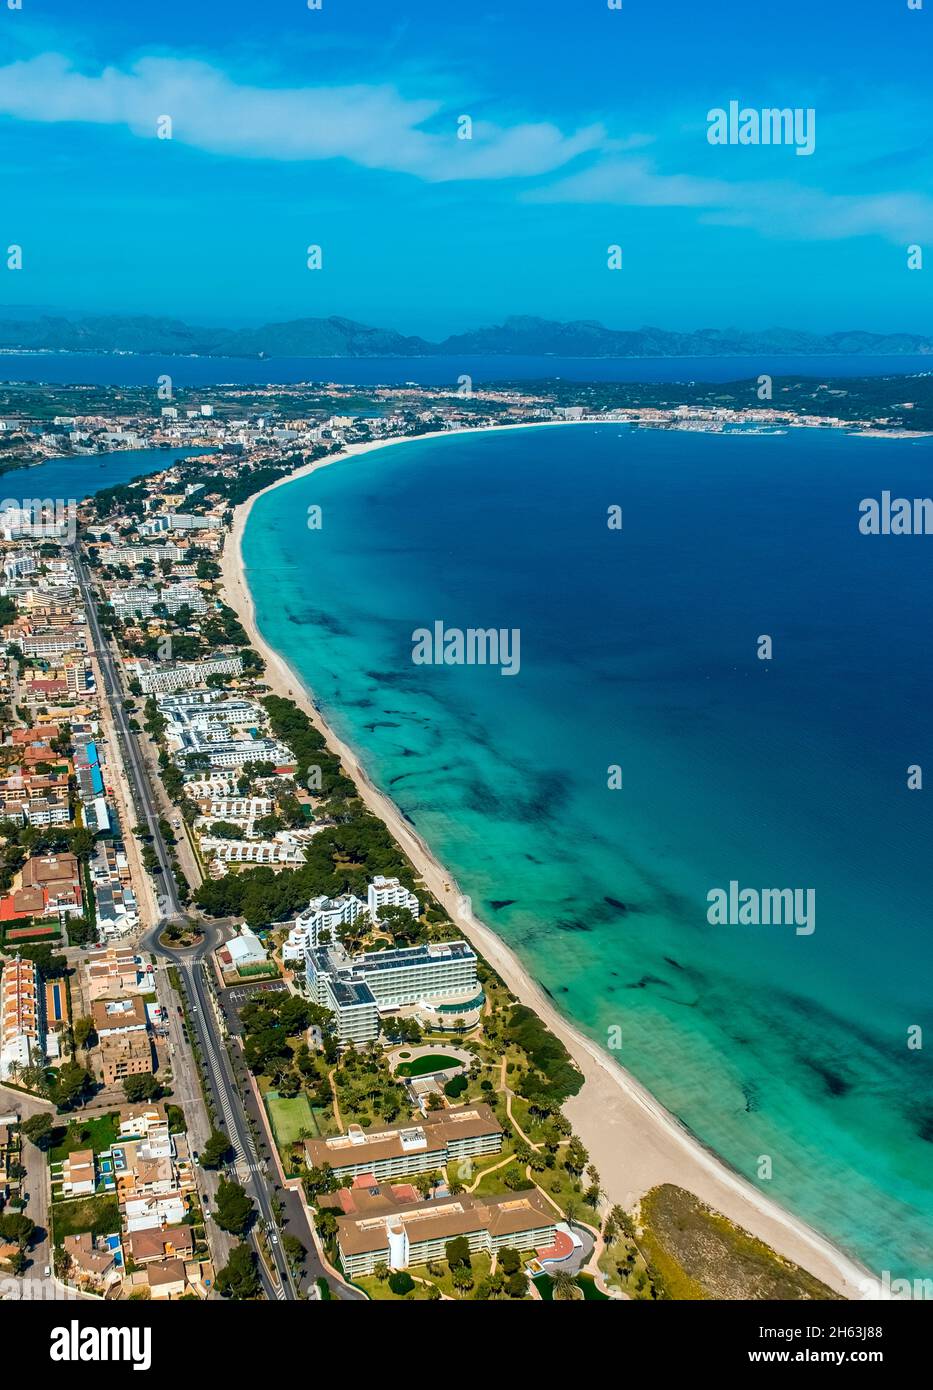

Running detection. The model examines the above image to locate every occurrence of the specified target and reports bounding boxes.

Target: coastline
[219,422,875,1298]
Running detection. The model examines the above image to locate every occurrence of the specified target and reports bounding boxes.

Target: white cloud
[528,156,933,243]
[1,53,929,244]
[0,53,604,181]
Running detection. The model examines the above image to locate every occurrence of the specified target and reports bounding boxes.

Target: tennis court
[265,1090,319,1146]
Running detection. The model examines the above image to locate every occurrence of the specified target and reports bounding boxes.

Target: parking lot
[222,980,289,1034]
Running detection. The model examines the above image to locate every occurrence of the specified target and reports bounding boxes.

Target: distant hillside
[0,313,432,358]
[436,315,933,358]
[0,311,928,359]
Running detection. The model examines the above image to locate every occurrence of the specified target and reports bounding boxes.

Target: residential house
[62,1232,120,1291]
[146,1257,188,1299]
[60,1149,96,1198]
[123,1194,187,1232]
[125,1224,194,1265]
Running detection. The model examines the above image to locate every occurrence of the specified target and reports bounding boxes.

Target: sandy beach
[219,424,874,1298]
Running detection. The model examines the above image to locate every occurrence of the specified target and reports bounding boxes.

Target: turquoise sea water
[242,423,933,1278]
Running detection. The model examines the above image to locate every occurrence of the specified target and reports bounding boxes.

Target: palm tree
[552,1271,580,1301]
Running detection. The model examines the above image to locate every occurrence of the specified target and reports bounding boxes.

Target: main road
[71,541,178,899]
[73,539,358,1301]
[140,923,305,1301]
[73,540,300,1299]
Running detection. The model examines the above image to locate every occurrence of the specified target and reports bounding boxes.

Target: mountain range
[0,312,929,359]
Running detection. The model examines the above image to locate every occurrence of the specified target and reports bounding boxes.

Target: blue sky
[0,0,930,336]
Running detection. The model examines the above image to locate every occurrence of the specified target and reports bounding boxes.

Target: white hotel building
[130,653,243,695]
[173,735,291,771]
[367,875,419,922]
[108,584,207,621]
[282,893,367,962]
[304,938,482,1044]
[200,837,306,867]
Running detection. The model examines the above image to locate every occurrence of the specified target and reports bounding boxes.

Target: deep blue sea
[242,422,933,1278]
[0,445,211,503]
[0,350,929,387]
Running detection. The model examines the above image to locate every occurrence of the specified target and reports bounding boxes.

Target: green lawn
[51,1194,120,1245]
[598,1233,653,1298]
[265,1090,317,1146]
[395,1054,464,1078]
[49,1113,120,1163]
[355,1273,439,1301]
[531,1164,589,1219]
[313,1105,340,1138]
[356,1254,532,1301]
[411,1253,492,1299]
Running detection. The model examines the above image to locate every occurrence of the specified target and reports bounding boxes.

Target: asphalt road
[163,931,296,1300]
[73,539,362,1302]
[0,1085,53,1280]
[74,541,294,1298]
[144,924,364,1300]
[72,543,179,903]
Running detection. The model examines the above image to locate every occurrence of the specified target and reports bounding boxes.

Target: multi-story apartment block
[199,795,273,823]
[329,1184,556,1278]
[119,543,181,566]
[66,659,95,695]
[99,1031,153,1086]
[129,653,243,695]
[304,938,481,1043]
[158,694,260,734]
[19,792,71,827]
[367,874,420,923]
[0,956,42,1080]
[108,584,207,621]
[173,734,291,770]
[141,513,217,534]
[304,1104,502,1184]
[282,893,367,962]
[2,551,37,580]
[199,837,306,867]
[22,630,86,660]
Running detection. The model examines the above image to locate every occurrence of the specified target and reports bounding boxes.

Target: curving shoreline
[219,423,875,1298]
